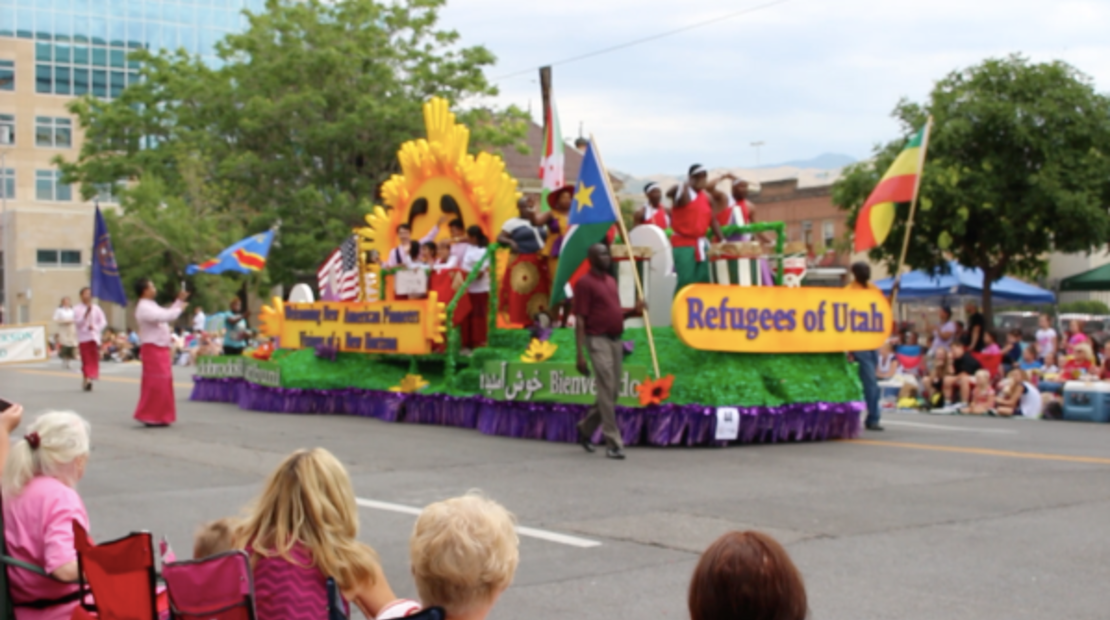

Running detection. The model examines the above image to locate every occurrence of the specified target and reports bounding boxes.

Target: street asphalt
[3,359,1110,620]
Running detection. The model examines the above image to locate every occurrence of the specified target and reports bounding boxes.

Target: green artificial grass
[275,327,863,406]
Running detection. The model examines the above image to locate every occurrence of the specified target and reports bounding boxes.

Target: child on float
[434,240,459,271]
[383,216,450,269]
[961,369,995,415]
[460,226,491,353]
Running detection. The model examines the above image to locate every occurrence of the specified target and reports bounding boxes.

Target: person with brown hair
[688,531,807,620]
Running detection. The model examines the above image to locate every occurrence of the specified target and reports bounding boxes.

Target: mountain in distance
[761,152,856,170]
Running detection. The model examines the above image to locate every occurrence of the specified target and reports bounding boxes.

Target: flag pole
[890,116,933,310]
[589,134,661,378]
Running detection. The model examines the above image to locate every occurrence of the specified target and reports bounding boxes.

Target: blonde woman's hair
[1075,343,1094,360]
[234,448,379,593]
[410,491,519,613]
[194,517,242,560]
[2,411,90,497]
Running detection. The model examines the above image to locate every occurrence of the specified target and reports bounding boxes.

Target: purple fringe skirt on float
[190,377,861,446]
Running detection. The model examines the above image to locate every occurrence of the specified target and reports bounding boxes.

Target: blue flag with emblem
[91,205,128,306]
[549,140,620,305]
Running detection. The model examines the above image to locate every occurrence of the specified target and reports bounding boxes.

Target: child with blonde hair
[193,517,241,559]
[235,448,397,619]
[377,492,519,620]
[2,411,92,620]
[961,369,995,415]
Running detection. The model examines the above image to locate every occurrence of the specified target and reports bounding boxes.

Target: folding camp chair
[0,497,83,620]
[163,550,256,620]
[71,520,164,620]
[972,352,1004,380]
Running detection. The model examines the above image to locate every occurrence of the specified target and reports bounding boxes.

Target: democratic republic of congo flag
[549,140,620,306]
[854,123,930,253]
[187,230,274,275]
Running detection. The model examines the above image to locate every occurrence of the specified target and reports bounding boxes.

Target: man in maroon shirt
[574,243,644,460]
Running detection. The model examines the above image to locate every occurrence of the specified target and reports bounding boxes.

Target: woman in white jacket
[52,298,77,370]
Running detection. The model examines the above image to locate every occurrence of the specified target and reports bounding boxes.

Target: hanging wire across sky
[490,0,793,82]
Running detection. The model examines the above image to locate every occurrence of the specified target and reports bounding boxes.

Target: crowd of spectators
[880,308,1110,418]
[0,406,810,620]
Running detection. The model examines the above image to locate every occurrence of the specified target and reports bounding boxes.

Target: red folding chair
[71,520,165,620]
[163,550,256,620]
[972,352,1004,380]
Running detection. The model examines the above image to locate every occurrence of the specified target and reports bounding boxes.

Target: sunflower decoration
[257,297,285,339]
[355,97,521,264]
[636,374,676,406]
[389,374,430,393]
[521,339,558,363]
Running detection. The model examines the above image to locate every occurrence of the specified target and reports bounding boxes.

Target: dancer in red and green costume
[671,164,727,293]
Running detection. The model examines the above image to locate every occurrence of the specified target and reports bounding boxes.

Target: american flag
[317,235,360,301]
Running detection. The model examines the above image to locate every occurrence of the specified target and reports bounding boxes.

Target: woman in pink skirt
[133,278,189,427]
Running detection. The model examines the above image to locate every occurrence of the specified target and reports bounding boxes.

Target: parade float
[191,98,891,446]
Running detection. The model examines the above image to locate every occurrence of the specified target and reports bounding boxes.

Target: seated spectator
[1100,342,1110,379]
[687,530,807,620]
[1000,329,1023,371]
[1018,344,1043,372]
[925,348,952,406]
[1042,352,1061,376]
[2,411,92,620]
[194,517,241,559]
[235,448,397,619]
[877,342,898,380]
[961,369,995,415]
[1063,343,1097,379]
[1065,319,1090,355]
[996,369,1042,418]
[377,492,519,620]
[981,330,1002,355]
[943,342,981,405]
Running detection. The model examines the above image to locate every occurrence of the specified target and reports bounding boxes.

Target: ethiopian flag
[854,123,930,253]
[538,99,565,209]
[549,140,619,305]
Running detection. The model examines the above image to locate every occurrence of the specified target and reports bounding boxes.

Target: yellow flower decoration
[257,297,285,339]
[389,374,430,393]
[521,339,557,363]
[355,97,520,262]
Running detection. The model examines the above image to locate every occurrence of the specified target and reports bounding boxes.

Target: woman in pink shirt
[74,287,107,393]
[2,411,91,620]
[133,278,189,427]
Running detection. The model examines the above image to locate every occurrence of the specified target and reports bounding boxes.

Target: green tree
[60,0,528,291]
[833,55,1110,320]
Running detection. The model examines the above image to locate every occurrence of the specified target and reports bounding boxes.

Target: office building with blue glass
[0,0,262,325]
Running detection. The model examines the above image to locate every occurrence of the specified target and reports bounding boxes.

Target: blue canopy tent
[875,261,1055,304]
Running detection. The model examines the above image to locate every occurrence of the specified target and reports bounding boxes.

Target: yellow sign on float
[258,295,446,355]
[672,284,892,353]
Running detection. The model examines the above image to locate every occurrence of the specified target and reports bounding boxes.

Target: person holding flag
[671,165,728,293]
[133,278,189,427]
[82,205,127,391]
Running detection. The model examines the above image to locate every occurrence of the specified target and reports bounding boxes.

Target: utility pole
[750,141,765,168]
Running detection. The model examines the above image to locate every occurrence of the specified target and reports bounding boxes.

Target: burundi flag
[854,122,931,252]
[186,230,274,275]
[538,99,564,210]
[549,140,619,305]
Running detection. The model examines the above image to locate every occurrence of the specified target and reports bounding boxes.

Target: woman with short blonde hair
[378,492,519,620]
[235,448,397,619]
[2,411,92,620]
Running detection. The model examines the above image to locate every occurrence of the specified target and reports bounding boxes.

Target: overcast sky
[438,0,1110,176]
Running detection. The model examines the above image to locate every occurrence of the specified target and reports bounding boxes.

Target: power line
[491,0,792,81]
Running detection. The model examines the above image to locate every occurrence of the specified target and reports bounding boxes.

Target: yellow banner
[672,285,892,353]
[259,295,445,355]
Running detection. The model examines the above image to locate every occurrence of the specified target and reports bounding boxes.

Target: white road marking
[356,497,602,548]
[882,420,1018,434]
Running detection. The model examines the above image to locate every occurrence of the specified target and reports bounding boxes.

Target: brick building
[752,178,849,269]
